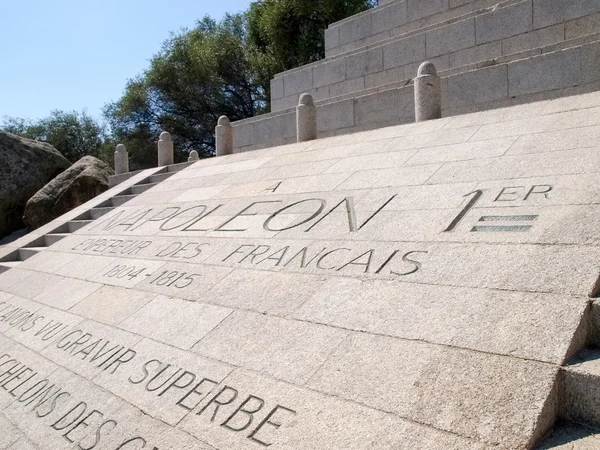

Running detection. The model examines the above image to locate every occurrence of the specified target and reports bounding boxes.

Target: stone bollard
[188,150,200,162]
[215,116,233,157]
[414,61,442,122]
[296,93,317,142]
[158,131,174,166]
[114,144,129,175]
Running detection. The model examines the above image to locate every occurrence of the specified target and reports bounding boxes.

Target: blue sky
[0,0,251,121]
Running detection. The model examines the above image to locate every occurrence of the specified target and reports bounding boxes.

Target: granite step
[130,182,158,195]
[561,349,600,429]
[67,220,93,233]
[148,172,175,184]
[110,195,137,207]
[167,161,193,173]
[18,247,45,261]
[44,233,69,246]
[537,423,600,449]
[108,169,142,188]
[0,261,21,274]
[273,1,600,112]
[90,207,115,219]
[325,0,521,58]
[235,38,600,152]
[274,0,522,108]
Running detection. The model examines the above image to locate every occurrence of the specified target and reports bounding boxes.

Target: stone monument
[2,1,600,449]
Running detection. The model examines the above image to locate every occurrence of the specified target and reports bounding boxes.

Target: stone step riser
[18,248,40,261]
[167,161,194,173]
[235,40,600,153]
[149,173,174,184]
[67,220,93,233]
[90,207,114,220]
[44,234,68,247]
[110,195,136,208]
[561,362,600,429]
[272,4,600,112]
[130,183,157,195]
[0,262,20,274]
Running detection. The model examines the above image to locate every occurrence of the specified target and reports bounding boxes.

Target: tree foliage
[104,14,265,169]
[1,110,111,164]
[247,0,377,96]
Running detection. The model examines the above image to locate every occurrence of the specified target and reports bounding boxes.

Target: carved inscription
[89,195,396,235]
[71,238,428,280]
[0,304,298,447]
[444,185,553,233]
[0,351,294,448]
[223,244,427,276]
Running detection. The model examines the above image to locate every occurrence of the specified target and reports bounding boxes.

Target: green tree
[247,0,376,97]
[104,14,265,169]
[105,2,376,170]
[1,110,109,164]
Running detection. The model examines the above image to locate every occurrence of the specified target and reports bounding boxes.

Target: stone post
[158,131,174,166]
[414,61,442,122]
[188,150,200,162]
[114,144,129,175]
[216,116,233,157]
[296,93,317,142]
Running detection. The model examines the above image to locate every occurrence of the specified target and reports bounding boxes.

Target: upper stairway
[230,0,600,154]
[270,0,600,112]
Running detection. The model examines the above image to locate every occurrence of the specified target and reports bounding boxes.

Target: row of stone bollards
[114,61,441,172]
[212,61,441,152]
[113,131,201,175]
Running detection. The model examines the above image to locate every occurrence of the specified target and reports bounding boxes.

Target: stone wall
[270,0,600,112]
[234,38,600,153]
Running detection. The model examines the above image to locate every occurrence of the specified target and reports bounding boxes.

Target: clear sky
[0,0,251,122]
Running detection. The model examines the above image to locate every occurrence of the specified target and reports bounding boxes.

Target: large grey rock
[22,156,113,230]
[0,132,70,237]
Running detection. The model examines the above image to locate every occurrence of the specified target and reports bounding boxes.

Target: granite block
[426,18,476,58]
[119,295,232,349]
[476,0,533,45]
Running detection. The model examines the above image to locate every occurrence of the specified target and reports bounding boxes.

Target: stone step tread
[266,35,600,117]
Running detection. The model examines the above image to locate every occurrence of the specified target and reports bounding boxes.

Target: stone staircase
[231,0,600,153]
[538,301,600,448]
[0,162,192,274]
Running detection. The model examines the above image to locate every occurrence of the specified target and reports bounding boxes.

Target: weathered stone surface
[307,333,558,448]
[23,156,113,230]
[0,132,70,237]
[3,91,600,449]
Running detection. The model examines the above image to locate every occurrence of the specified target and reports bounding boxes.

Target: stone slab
[294,277,587,364]
[3,92,600,449]
[307,332,558,448]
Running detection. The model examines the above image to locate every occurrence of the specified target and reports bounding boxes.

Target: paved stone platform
[1,91,600,449]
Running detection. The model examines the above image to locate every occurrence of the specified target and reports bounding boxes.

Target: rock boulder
[0,132,71,237]
[23,156,114,230]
